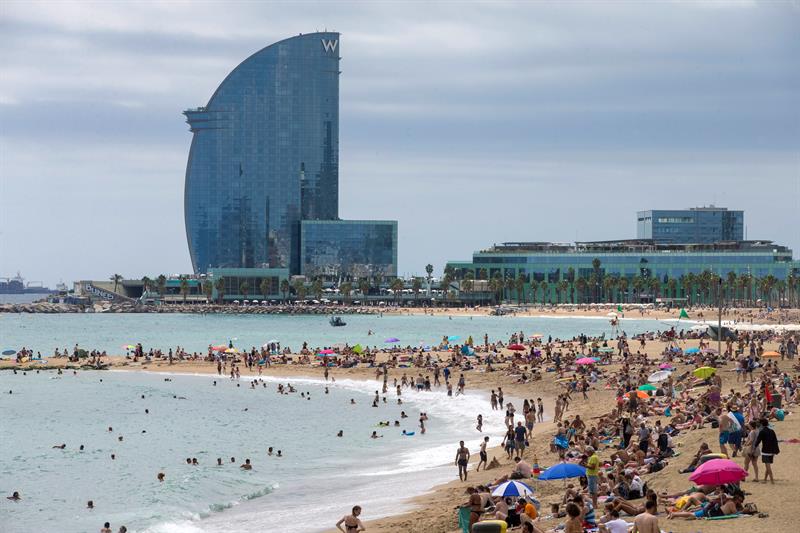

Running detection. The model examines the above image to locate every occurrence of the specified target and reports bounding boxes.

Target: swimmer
[53,443,66,449]
[101,522,112,533]
[118,436,123,442]
[370,431,383,439]
[157,472,165,482]
[192,458,198,466]
[231,457,236,463]
[186,458,192,464]
[268,447,274,456]
[350,399,356,404]
[337,430,344,437]
[277,450,282,457]
[87,500,94,509]
[401,411,408,418]
[217,458,223,465]
[145,409,149,414]
[241,459,252,470]
[108,427,113,432]
[111,454,115,460]
[7,491,20,501]
[79,445,85,451]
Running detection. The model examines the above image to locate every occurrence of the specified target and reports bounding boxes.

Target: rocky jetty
[1,301,377,315]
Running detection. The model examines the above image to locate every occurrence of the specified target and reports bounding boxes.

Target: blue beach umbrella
[385,337,400,343]
[685,347,700,354]
[491,480,535,498]
[447,335,460,342]
[538,462,586,480]
[2,349,16,356]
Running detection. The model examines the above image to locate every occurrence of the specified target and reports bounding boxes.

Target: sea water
[0,313,676,532]
[0,313,677,355]
[0,369,511,533]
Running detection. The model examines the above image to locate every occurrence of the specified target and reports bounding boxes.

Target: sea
[0,313,676,533]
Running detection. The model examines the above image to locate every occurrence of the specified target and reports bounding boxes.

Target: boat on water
[329,316,347,327]
[0,272,53,294]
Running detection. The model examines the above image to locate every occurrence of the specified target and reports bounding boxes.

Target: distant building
[637,206,743,244]
[183,32,396,277]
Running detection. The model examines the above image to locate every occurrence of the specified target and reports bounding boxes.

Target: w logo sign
[321,39,338,53]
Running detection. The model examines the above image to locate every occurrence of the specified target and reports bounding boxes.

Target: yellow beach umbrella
[225,348,239,354]
[761,351,780,358]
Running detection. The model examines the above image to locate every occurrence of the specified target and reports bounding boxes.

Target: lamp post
[717,276,723,357]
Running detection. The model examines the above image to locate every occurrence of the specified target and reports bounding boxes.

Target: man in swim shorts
[455,441,471,481]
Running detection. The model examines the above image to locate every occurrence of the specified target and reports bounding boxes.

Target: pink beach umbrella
[318,349,335,354]
[659,363,673,370]
[689,458,747,485]
[576,357,596,365]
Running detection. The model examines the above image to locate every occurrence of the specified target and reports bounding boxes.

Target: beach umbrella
[460,345,475,356]
[508,344,526,351]
[491,480,535,498]
[319,349,335,354]
[538,462,586,480]
[2,349,17,355]
[648,370,671,383]
[679,308,690,319]
[762,351,780,358]
[617,304,623,312]
[266,339,279,344]
[212,344,228,351]
[121,344,136,350]
[447,335,460,342]
[598,347,615,353]
[385,337,400,343]
[638,384,657,392]
[659,363,673,370]
[531,333,543,338]
[689,458,747,485]
[606,312,618,317]
[576,357,596,365]
[225,348,238,354]
[685,347,700,354]
[623,390,649,400]
[692,366,716,379]
[352,344,363,354]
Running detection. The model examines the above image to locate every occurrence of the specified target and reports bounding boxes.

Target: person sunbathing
[668,492,742,520]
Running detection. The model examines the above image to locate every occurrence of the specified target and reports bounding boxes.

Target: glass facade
[184,32,341,273]
[300,221,397,279]
[207,268,289,300]
[637,207,744,244]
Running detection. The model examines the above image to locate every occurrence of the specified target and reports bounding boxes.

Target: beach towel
[458,506,472,533]
[554,435,569,449]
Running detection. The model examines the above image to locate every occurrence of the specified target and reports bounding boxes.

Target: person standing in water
[476,436,490,471]
[455,440,471,481]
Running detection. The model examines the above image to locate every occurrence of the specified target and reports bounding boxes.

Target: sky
[1,0,798,287]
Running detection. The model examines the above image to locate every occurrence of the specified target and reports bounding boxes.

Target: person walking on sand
[335,505,365,532]
[477,436,489,471]
[753,417,780,483]
[455,440,471,481]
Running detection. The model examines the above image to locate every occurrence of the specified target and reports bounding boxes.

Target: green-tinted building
[446,240,799,304]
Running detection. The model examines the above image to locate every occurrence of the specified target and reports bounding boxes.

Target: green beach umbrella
[617,304,623,312]
[352,344,363,354]
[638,383,657,392]
[679,308,689,319]
[692,366,716,379]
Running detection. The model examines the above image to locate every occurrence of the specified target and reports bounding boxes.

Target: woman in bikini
[336,505,365,533]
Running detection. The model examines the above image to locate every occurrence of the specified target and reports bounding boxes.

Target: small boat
[329,316,347,327]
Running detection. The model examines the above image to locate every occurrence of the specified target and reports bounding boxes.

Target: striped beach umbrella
[491,480,535,497]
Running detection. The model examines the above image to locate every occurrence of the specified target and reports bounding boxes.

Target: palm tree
[425,264,434,296]
[157,274,167,300]
[787,272,798,308]
[490,273,503,304]
[558,280,569,304]
[667,278,677,301]
[462,271,475,303]
[504,275,515,303]
[239,281,250,300]
[390,277,404,303]
[603,276,616,303]
[478,268,488,280]
[110,273,123,294]
[540,281,549,304]
[726,271,737,305]
[440,273,453,303]
[681,274,694,305]
[514,273,525,305]
[588,273,598,303]
[280,279,290,301]
[312,278,323,300]
[575,277,587,304]
[202,280,213,302]
[592,258,602,301]
[259,278,271,300]
[292,279,306,300]
[339,281,353,304]
[359,278,370,301]
[214,276,225,304]
[617,276,629,303]
[648,277,660,302]
[141,276,151,296]
[179,275,189,303]
[411,277,422,302]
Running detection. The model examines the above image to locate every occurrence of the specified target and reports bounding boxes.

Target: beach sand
[2,335,797,533]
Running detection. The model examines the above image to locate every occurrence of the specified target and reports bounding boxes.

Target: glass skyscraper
[184,32,342,274]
